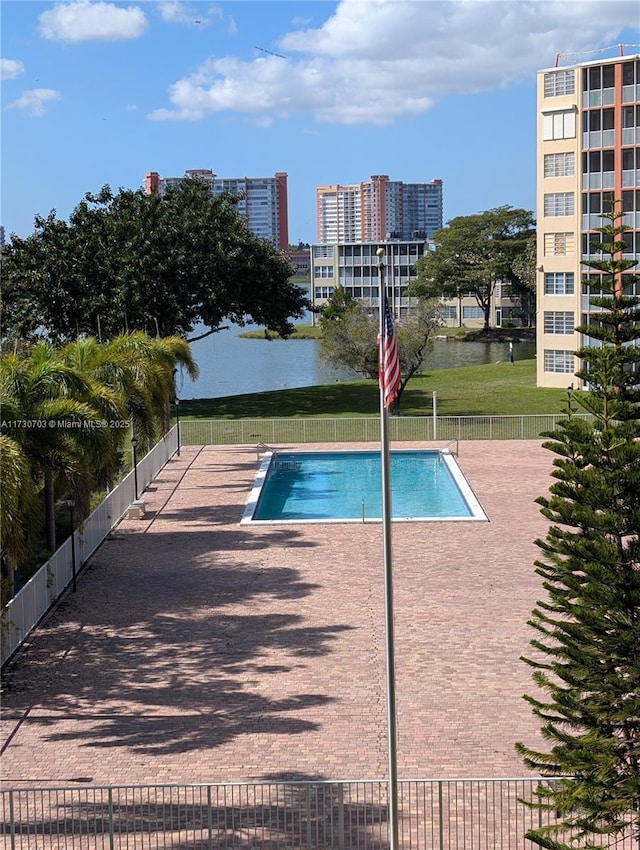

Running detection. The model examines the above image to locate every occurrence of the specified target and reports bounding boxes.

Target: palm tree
[1,333,198,595]
[1,343,117,554]
[0,435,39,600]
[59,336,131,486]
[60,332,197,454]
[99,333,198,449]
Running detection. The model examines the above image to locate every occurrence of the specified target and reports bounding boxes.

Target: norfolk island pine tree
[515,202,640,849]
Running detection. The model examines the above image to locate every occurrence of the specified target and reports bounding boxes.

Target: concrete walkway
[1,441,553,786]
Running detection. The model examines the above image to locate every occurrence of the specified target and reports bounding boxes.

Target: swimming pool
[241,449,487,523]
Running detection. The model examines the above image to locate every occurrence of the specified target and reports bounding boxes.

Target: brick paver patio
[1,440,553,786]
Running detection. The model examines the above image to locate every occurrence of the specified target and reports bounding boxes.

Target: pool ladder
[256,442,275,463]
[441,439,459,456]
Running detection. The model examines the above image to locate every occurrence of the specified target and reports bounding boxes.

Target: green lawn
[179,359,570,419]
[238,323,324,340]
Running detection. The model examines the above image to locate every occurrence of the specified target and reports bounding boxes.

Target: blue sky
[2,1,639,243]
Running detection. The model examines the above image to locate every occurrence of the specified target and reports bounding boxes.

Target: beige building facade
[310,241,521,328]
[536,51,640,388]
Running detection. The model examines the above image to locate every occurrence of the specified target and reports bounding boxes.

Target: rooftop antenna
[554,42,640,67]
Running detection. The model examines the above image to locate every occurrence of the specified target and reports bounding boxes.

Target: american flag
[379,295,401,409]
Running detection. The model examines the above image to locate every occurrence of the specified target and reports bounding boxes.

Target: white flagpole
[376,246,400,850]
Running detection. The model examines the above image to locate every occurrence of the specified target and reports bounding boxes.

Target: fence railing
[1,428,178,668]
[179,414,592,446]
[1,777,635,850]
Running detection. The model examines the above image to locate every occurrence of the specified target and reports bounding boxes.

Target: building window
[544,311,575,334]
[439,305,458,320]
[314,286,334,299]
[544,193,575,216]
[622,189,640,212]
[544,272,575,295]
[583,64,615,91]
[622,105,640,128]
[544,349,575,373]
[583,108,615,132]
[622,61,638,86]
[583,149,615,174]
[313,265,334,279]
[542,109,576,140]
[544,70,575,97]
[582,192,615,215]
[462,306,484,320]
[544,232,575,255]
[544,152,575,177]
[622,148,640,171]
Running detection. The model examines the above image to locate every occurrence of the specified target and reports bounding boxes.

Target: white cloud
[149,0,640,125]
[1,58,25,80]
[7,88,61,117]
[38,1,147,43]
[157,2,226,27]
[158,2,198,24]
[159,1,189,23]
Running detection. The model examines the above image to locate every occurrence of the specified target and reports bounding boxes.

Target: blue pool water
[242,450,487,523]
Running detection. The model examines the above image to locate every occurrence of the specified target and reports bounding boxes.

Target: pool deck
[1,440,553,786]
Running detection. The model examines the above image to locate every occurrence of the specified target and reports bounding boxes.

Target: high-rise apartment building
[536,50,640,388]
[145,169,289,250]
[316,176,443,244]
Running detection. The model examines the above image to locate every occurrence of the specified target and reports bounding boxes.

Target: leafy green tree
[516,203,640,850]
[1,180,309,344]
[409,206,535,332]
[320,298,440,413]
[510,233,537,327]
[320,300,379,379]
[318,284,358,326]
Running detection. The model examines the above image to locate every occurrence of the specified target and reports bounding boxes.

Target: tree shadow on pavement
[1,525,353,758]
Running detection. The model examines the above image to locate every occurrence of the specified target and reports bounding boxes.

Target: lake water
[178,321,536,400]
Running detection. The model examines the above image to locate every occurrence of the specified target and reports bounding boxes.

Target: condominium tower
[536,50,640,388]
[145,169,289,250]
[316,175,443,243]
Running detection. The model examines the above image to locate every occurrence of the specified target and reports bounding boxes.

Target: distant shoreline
[238,324,537,343]
[445,327,536,343]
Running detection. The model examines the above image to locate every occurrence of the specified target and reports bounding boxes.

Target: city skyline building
[144,169,289,250]
[316,176,443,244]
[535,49,640,388]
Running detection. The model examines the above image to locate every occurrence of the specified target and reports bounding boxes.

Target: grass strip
[178,359,569,419]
